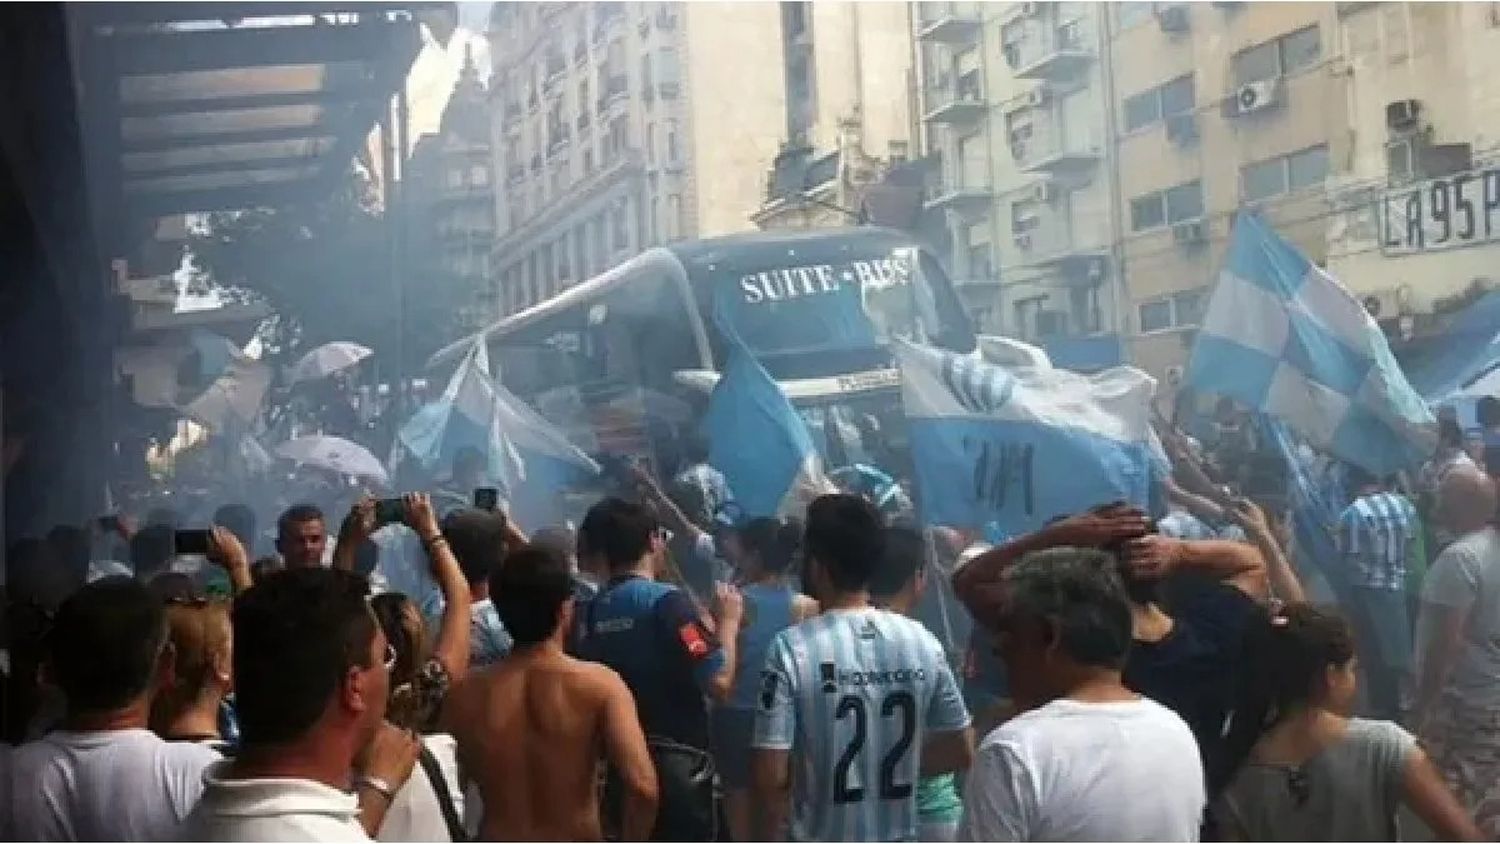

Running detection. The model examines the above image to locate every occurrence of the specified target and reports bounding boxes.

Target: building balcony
[1011,129,1102,175]
[1006,26,1094,80]
[923,177,993,218]
[922,73,987,126]
[1011,228,1110,284]
[917,2,982,44]
[546,132,570,159]
[597,75,628,114]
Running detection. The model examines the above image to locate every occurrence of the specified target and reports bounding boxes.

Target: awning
[69,3,441,219]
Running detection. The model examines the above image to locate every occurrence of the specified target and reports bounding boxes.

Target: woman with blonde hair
[150,598,233,752]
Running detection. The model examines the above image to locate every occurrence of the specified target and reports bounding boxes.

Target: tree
[188,166,473,376]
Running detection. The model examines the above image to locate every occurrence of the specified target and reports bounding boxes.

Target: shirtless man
[444,545,659,841]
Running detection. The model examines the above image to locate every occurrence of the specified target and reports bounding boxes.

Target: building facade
[486,1,788,318]
[1325,2,1500,339]
[910,1,1124,367]
[752,2,917,231]
[1108,1,1343,382]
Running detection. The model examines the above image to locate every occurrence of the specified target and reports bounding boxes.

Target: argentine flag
[398,339,598,523]
[703,348,833,518]
[896,339,1157,534]
[1186,213,1434,475]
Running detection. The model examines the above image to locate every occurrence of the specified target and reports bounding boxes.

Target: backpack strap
[418,744,467,842]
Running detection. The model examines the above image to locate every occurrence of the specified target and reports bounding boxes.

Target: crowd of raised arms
[3,397,1500,843]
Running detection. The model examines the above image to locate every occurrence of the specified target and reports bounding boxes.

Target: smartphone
[174,529,213,556]
[374,498,405,526]
[474,487,500,511]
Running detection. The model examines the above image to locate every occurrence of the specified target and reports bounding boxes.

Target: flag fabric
[702,347,833,518]
[1186,213,1434,475]
[896,338,1157,534]
[171,330,271,431]
[398,338,598,521]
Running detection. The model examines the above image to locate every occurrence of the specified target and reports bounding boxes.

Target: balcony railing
[922,71,987,126]
[917,2,982,44]
[1006,22,1094,80]
[923,170,992,217]
[1011,124,1102,174]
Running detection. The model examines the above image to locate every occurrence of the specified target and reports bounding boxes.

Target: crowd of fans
[1,395,1499,842]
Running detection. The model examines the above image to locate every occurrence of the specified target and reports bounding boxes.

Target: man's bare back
[446,646,658,841]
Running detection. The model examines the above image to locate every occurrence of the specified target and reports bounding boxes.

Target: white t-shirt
[376,734,465,842]
[9,728,220,841]
[178,761,369,842]
[958,697,1205,842]
[1418,526,1500,709]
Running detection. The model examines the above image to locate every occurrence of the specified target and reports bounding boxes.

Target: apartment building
[486,1,785,318]
[1325,2,1500,336]
[752,2,916,231]
[1109,2,1343,381]
[418,47,496,330]
[911,1,1125,371]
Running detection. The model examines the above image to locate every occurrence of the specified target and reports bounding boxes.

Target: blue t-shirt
[728,582,797,711]
[574,575,726,750]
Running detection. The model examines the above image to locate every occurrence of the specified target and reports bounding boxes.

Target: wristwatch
[354,775,395,802]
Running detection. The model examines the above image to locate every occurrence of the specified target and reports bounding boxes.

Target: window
[665,193,681,240]
[1130,194,1166,231]
[1164,181,1204,222]
[1123,90,1160,133]
[574,225,588,282]
[965,224,994,278]
[646,122,656,163]
[611,198,630,250]
[665,119,680,163]
[1013,295,1048,338]
[650,196,660,242]
[1240,144,1329,201]
[1124,74,1195,132]
[657,47,680,91]
[1139,300,1173,333]
[1139,289,1207,333]
[640,53,653,92]
[1233,25,1321,85]
[1115,2,1154,29]
[470,165,490,186]
[1241,157,1284,202]
[1131,181,1203,231]
[1287,144,1329,189]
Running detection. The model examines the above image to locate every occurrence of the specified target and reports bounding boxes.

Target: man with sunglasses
[181,568,421,841]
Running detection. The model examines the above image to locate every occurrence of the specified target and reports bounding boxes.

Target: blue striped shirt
[752,608,970,842]
[1336,492,1419,591]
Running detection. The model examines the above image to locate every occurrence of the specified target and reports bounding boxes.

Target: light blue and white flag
[702,348,834,518]
[896,339,1157,533]
[398,338,598,519]
[1186,213,1434,475]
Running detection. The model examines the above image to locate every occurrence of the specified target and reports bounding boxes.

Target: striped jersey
[1336,492,1419,591]
[752,608,970,842]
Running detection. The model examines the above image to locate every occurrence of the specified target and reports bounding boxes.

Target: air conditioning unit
[1164,113,1198,146]
[1386,99,1421,132]
[1019,2,1041,18]
[1164,364,1185,386]
[1032,180,1059,203]
[1013,231,1034,249]
[1023,86,1049,108]
[1172,219,1207,245]
[1228,79,1280,117]
[1156,4,1190,33]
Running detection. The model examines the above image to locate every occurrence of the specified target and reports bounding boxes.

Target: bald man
[1413,467,1500,836]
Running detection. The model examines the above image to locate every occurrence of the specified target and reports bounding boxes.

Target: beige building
[752,2,917,231]
[486,1,787,318]
[909,1,1124,358]
[1325,2,1500,334]
[1109,2,1343,382]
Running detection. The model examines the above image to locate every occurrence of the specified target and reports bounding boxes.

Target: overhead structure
[69,3,442,223]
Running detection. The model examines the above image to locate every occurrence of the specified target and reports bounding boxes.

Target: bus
[426,227,977,474]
